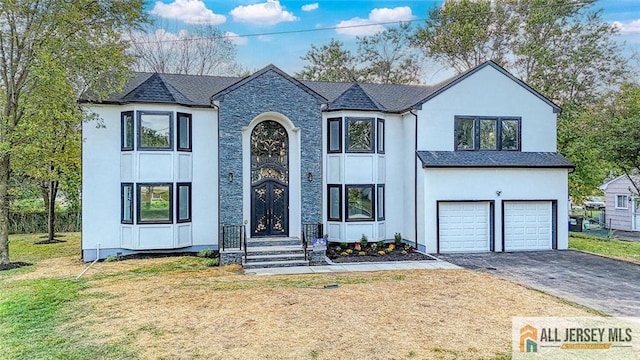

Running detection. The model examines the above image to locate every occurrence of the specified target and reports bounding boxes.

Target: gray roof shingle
[92,61,559,113]
[416,151,574,168]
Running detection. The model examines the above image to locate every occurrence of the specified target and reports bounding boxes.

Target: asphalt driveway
[437,250,640,317]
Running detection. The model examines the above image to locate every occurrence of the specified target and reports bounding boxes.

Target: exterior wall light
[307,172,313,182]
[228,172,234,183]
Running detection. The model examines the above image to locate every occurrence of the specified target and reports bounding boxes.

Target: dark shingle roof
[416,151,574,168]
[93,61,559,113]
[102,72,239,107]
[326,83,384,111]
[302,80,432,113]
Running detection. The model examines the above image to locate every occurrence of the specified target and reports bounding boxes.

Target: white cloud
[302,3,319,12]
[613,19,640,34]
[150,0,226,25]
[336,6,414,37]
[230,0,298,25]
[224,32,248,46]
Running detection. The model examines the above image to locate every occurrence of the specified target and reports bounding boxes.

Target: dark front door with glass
[250,121,289,237]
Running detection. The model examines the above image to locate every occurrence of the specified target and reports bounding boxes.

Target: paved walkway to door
[438,250,640,317]
[244,259,460,276]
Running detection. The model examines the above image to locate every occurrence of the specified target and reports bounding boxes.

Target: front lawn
[570,234,640,264]
[1,233,595,359]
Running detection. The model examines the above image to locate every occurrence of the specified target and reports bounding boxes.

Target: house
[599,175,640,231]
[81,61,573,262]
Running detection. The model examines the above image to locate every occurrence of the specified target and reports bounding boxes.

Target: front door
[250,121,289,237]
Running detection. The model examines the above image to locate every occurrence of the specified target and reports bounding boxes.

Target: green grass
[7,232,81,263]
[0,278,137,360]
[570,235,640,263]
[0,233,138,359]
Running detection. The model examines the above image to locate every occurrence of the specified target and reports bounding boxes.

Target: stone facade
[217,69,325,227]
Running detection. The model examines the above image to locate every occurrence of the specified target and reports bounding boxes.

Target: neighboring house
[81,61,573,261]
[599,175,640,231]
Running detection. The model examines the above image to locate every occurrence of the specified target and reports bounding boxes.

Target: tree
[411,0,514,73]
[357,23,422,84]
[129,24,244,76]
[296,39,364,82]
[598,84,640,194]
[0,0,147,265]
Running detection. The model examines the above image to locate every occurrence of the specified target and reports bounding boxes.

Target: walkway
[244,259,460,275]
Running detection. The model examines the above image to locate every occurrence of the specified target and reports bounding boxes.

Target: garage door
[439,202,490,253]
[504,201,552,251]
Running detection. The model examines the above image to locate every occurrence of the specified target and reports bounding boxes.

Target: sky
[143,0,640,84]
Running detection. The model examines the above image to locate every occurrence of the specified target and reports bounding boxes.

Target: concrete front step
[245,253,306,263]
[246,237,302,247]
[243,259,310,269]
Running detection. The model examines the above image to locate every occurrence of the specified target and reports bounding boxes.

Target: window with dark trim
[121,183,133,224]
[328,118,342,153]
[345,185,375,221]
[138,111,173,150]
[377,184,385,220]
[137,183,172,224]
[327,185,342,221]
[346,117,374,153]
[377,118,385,154]
[455,116,521,151]
[177,113,192,152]
[121,111,134,151]
[177,183,192,222]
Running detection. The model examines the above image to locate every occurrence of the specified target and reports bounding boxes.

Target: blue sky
[145,0,640,83]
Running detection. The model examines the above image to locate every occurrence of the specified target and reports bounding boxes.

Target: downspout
[411,109,419,250]
[75,243,99,280]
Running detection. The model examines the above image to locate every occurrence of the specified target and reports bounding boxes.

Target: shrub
[394,232,402,245]
[358,251,366,256]
[104,255,118,262]
[377,250,385,256]
[340,251,349,257]
[360,234,368,248]
[339,242,348,249]
[197,249,215,258]
[204,258,219,267]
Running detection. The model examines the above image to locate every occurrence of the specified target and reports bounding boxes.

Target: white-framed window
[615,195,629,209]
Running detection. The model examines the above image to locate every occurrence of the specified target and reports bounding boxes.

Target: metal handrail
[243,224,248,262]
[302,227,308,261]
[220,224,243,251]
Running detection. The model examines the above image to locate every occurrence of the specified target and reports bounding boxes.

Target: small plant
[203,258,219,267]
[339,242,348,249]
[335,246,342,251]
[340,251,349,257]
[104,255,118,262]
[345,249,353,254]
[358,251,366,256]
[388,243,395,251]
[197,249,214,258]
[401,250,408,255]
[377,240,385,249]
[371,243,378,251]
[394,232,402,245]
[354,242,361,251]
[377,250,385,256]
[385,248,393,253]
[360,234,368,248]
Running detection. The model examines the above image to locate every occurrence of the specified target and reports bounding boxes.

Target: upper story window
[455,116,521,151]
[346,117,374,153]
[327,118,342,153]
[121,112,134,151]
[177,113,192,152]
[138,111,173,150]
[377,118,385,154]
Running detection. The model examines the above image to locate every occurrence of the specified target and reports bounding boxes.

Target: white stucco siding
[83,105,123,251]
[82,104,218,257]
[188,107,218,246]
[421,168,569,253]
[418,65,557,152]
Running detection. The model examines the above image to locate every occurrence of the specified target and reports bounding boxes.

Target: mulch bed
[326,242,434,263]
[0,262,32,271]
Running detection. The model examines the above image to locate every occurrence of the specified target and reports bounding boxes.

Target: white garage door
[439,202,490,253]
[504,201,552,251]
